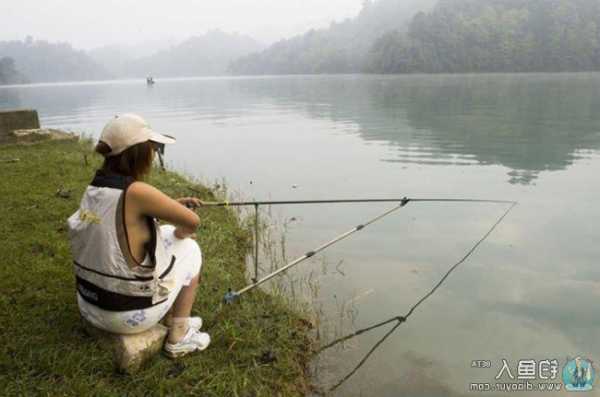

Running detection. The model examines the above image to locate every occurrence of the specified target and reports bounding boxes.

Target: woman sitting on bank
[67,113,209,358]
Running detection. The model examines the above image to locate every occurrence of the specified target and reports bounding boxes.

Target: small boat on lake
[146,77,155,85]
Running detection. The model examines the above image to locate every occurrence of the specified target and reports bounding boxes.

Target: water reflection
[222,74,600,185]
[2,75,600,186]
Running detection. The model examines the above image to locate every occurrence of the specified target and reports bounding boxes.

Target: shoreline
[3,70,600,89]
[0,137,315,396]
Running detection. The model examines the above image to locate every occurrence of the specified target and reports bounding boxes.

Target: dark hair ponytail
[95,140,154,180]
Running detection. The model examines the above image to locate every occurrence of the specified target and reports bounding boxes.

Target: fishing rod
[195,197,515,284]
[221,197,517,303]
[200,198,515,207]
[223,197,411,303]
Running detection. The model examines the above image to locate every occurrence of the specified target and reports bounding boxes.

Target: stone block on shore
[81,318,168,374]
[0,109,40,142]
[11,128,77,143]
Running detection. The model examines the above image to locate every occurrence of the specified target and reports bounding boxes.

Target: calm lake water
[2,74,600,396]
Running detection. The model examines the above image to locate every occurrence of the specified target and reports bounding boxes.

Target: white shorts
[77,225,202,334]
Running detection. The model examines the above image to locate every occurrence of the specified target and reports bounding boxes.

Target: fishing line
[318,201,517,392]
[327,319,403,392]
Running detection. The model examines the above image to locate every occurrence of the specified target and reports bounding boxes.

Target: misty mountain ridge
[89,31,263,78]
[3,0,600,84]
[88,38,178,77]
[0,37,110,83]
[0,31,262,84]
[229,0,437,74]
[125,30,263,77]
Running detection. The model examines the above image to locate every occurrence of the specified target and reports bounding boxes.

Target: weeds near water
[189,176,400,396]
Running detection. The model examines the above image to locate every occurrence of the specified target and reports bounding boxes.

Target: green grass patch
[0,139,315,396]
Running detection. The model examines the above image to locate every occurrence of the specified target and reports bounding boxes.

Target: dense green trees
[0,57,27,85]
[0,38,109,83]
[369,0,600,73]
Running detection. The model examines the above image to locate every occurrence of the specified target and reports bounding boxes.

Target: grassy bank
[0,139,314,396]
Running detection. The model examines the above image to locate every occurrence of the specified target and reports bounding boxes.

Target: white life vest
[67,170,176,311]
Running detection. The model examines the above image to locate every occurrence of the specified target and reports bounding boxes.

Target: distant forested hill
[229,0,436,74]
[231,0,600,75]
[124,30,263,78]
[0,38,110,83]
[0,57,27,85]
[368,0,600,73]
[88,39,175,78]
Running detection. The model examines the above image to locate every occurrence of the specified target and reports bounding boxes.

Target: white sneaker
[164,327,211,358]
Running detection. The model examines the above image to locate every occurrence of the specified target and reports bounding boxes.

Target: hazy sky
[1,0,364,49]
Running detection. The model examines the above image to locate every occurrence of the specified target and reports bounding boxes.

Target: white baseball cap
[99,113,176,156]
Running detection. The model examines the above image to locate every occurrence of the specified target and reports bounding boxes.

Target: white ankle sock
[168,317,190,343]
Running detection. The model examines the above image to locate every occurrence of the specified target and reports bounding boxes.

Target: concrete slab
[0,109,40,142]
[81,318,169,374]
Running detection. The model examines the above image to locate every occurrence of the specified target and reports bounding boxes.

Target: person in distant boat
[67,113,210,358]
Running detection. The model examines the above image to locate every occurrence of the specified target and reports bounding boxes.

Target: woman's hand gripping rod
[223,198,410,303]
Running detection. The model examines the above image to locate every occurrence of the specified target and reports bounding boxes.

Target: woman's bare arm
[127,181,200,236]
